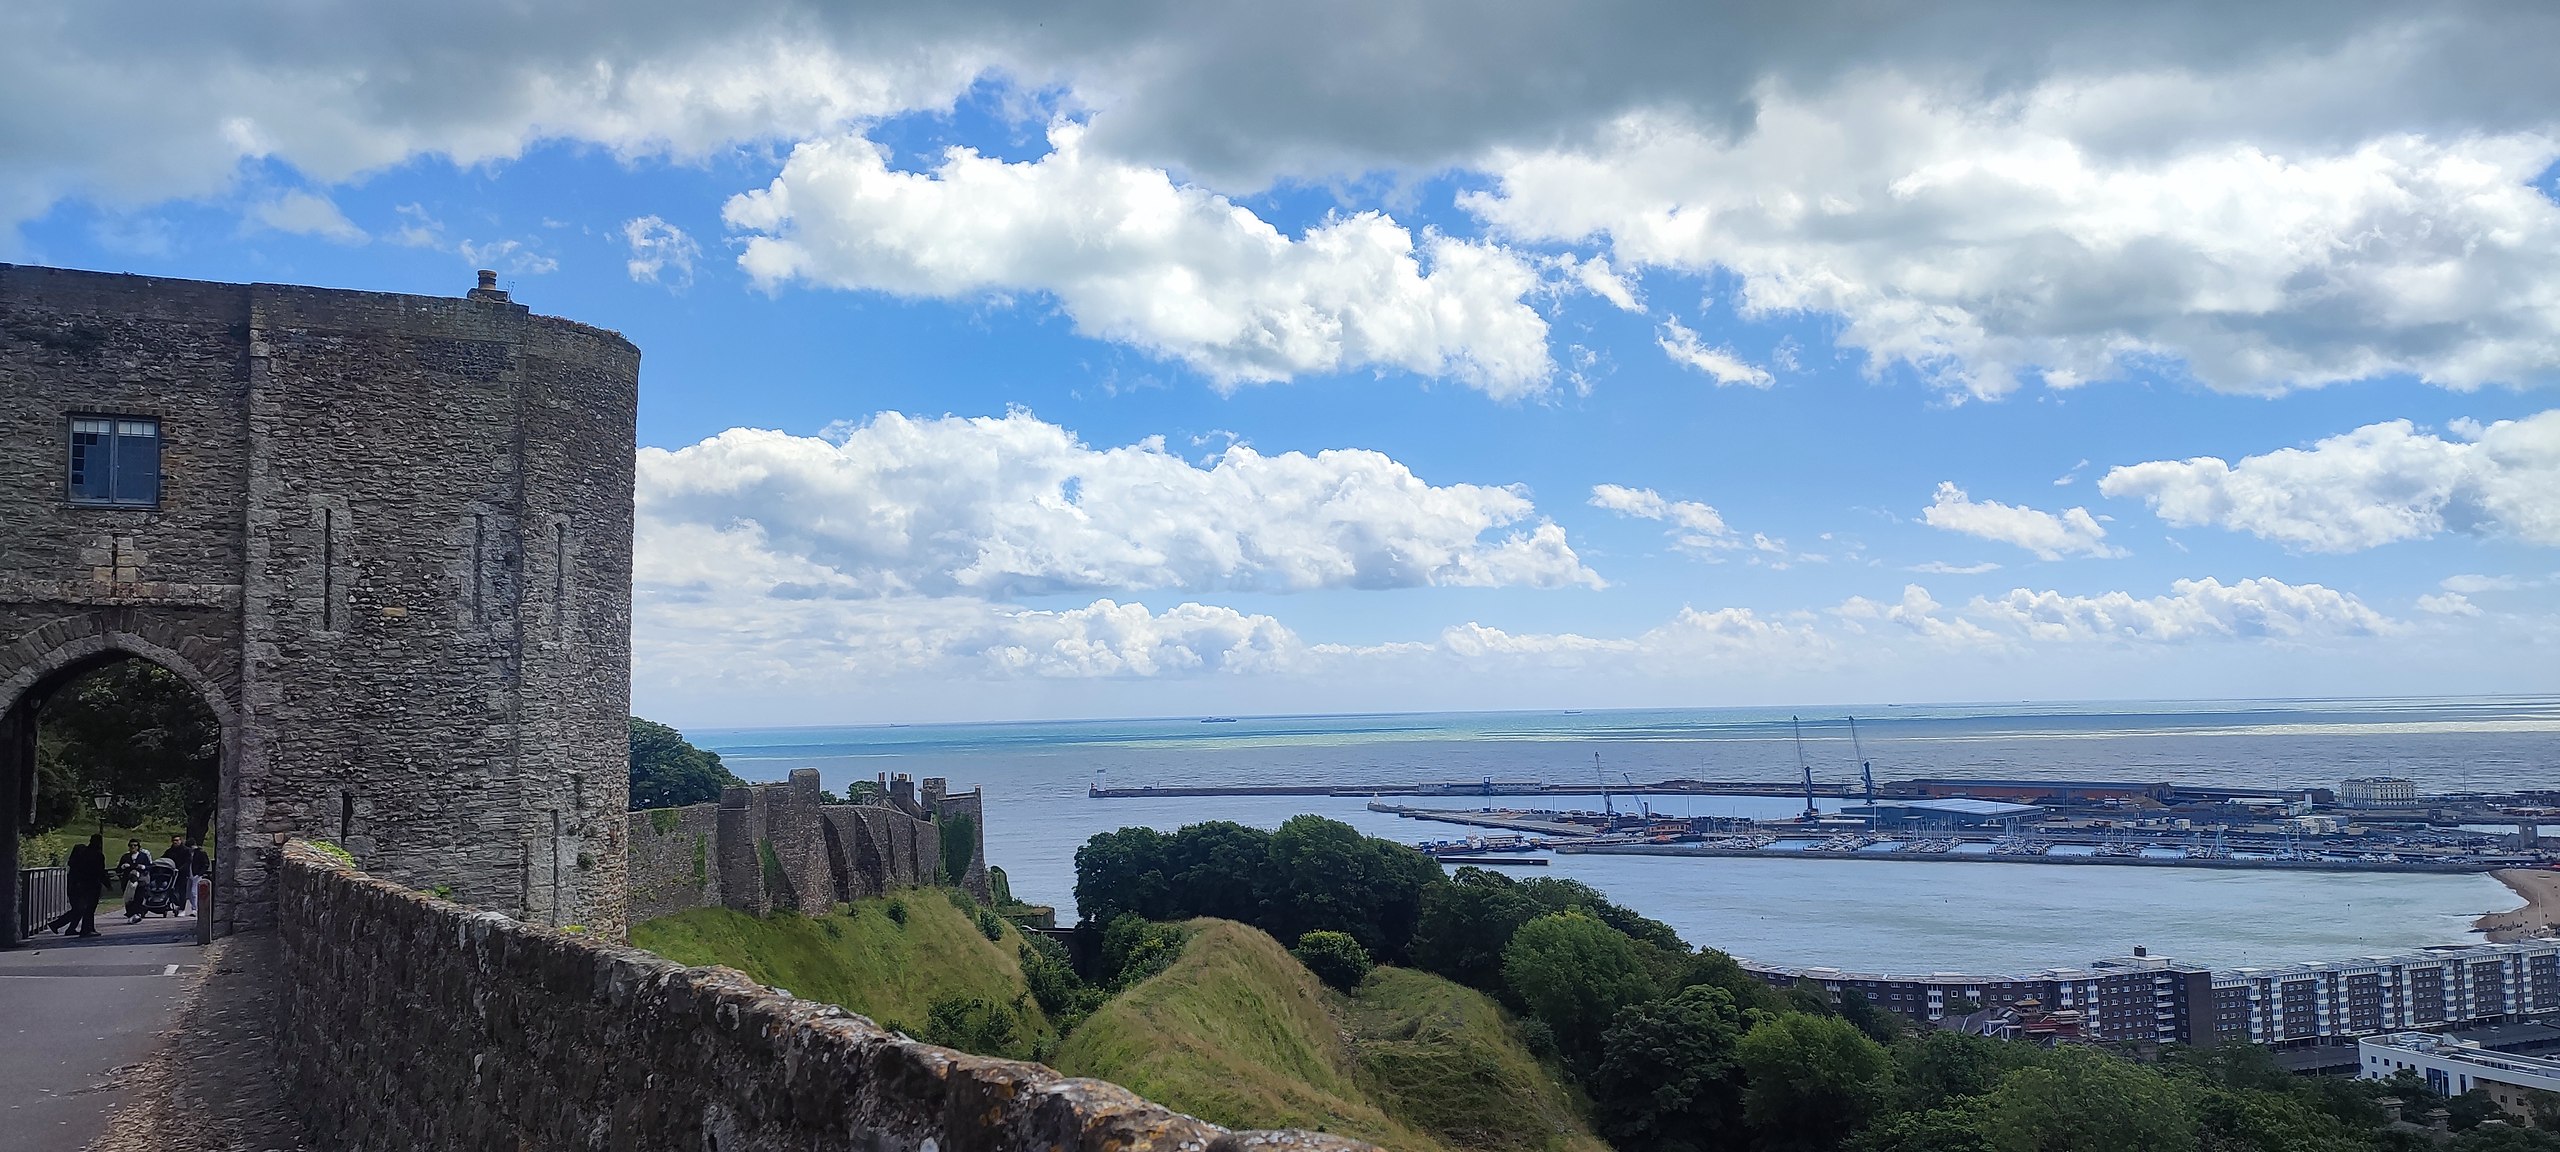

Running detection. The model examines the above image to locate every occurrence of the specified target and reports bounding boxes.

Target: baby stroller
[125,859,180,922]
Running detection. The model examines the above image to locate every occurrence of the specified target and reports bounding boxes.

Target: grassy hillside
[632,892,1052,1056]
[1053,920,1604,1152]
[1343,967,1610,1152]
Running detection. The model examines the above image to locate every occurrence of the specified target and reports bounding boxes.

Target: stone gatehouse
[1,264,637,941]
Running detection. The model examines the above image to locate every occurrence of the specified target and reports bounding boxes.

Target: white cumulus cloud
[1465,79,2560,398]
[1966,577,2391,643]
[1922,482,2123,560]
[724,125,1555,396]
[637,411,1598,600]
[1834,584,2001,645]
[2099,411,2560,552]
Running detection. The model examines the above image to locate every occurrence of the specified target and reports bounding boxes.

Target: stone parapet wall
[275,841,1369,1152]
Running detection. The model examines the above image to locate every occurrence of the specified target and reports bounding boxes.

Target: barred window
[68,417,160,506]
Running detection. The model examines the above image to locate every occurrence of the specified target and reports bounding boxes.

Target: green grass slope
[632,892,1051,1054]
[1054,920,1605,1152]
[1053,919,1444,1150]
[1343,966,1611,1152]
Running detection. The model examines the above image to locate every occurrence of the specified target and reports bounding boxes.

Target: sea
[694,696,2560,975]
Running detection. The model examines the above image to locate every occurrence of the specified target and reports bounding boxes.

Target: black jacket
[68,843,108,890]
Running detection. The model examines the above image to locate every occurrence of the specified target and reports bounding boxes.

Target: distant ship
[1200,716,1238,723]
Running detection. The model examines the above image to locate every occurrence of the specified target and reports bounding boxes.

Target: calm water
[697,697,2558,973]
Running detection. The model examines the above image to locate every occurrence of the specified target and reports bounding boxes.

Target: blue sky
[7,2,2558,724]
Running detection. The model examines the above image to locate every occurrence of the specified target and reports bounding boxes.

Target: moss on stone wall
[938,813,977,885]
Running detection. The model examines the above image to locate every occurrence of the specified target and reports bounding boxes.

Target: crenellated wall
[274,840,1369,1152]
[627,769,987,922]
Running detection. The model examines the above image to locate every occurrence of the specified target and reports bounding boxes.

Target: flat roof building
[1754,939,2560,1052]
[2361,1033,2560,1124]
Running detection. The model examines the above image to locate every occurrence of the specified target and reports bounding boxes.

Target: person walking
[166,835,196,914]
[116,838,151,896]
[63,834,106,937]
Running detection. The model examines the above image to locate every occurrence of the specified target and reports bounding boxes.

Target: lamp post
[89,791,114,837]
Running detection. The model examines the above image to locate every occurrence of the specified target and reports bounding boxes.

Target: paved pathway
[0,907,205,1152]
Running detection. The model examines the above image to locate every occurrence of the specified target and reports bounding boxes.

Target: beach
[2476,868,2560,942]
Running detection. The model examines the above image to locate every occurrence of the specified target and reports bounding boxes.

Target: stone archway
[2,626,243,944]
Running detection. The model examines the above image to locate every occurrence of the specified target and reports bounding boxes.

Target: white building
[2342,777,2418,808]
[2360,1032,2560,1124]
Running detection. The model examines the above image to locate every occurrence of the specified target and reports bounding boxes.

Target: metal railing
[17,867,68,939]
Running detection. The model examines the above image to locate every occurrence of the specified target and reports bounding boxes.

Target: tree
[1518,876,1688,952]
[1786,979,1838,1017]
[627,717,742,810]
[1410,867,1545,993]
[1891,1031,2041,1115]
[1974,1045,2197,1152]
[1260,814,1441,962]
[1677,946,1789,1015]
[1163,821,1272,924]
[1591,984,1750,1152]
[1736,1012,1894,1152]
[33,659,222,840]
[919,995,1024,1058]
[1074,826,1172,924]
[1839,989,1906,1043]
[1502,911,1662,1061]
[1292,930,1373,991]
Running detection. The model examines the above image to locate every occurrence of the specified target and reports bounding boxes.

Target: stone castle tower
[0,264,638,939]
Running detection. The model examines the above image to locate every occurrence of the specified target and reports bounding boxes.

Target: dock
[1561,842,2521,874]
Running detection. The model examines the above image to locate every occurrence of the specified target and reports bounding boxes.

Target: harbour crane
[1791,715,1818,823]
[1849,715,1878,827]
[1594,751,1615,822]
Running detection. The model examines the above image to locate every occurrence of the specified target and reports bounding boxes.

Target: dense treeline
[1075,816,1442,962]
[1077,818,2560,1152]
[627,717,746,809]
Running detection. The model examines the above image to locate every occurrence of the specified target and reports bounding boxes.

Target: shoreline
[2475,868,2560,942]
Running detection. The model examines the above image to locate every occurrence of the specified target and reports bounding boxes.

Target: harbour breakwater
[1563,841,2522,874]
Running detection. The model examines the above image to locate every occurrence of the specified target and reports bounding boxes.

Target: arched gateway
[1,264,637,942]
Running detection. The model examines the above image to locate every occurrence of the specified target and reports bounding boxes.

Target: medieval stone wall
[626,804,721,924]
[274,841,1366,1152]
[624,770,983,923]
[1,264,636,941]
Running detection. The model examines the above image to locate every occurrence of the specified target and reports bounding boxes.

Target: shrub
[919,995,1023,1058]
[1101,914,1188,990]
[647,807,683,835]
[1292,930,1373,991]
[885,898,908,926]
[1020,935,1107,1028]
[975,906,1007,942]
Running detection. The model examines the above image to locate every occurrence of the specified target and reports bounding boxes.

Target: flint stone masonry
[1,264,637,942]
[628,768,988,921]
[277,841,1373,1152]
